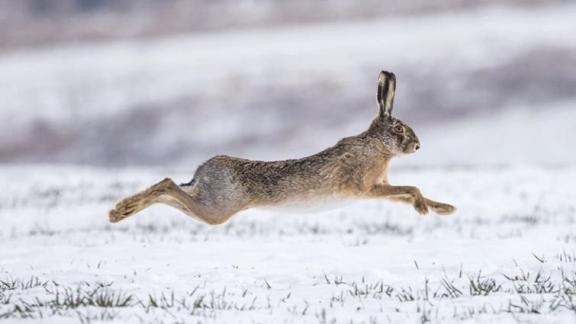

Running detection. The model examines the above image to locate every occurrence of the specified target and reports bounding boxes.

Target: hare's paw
[109,208,125,223]
[109,205,136,223]
[109,198,143,222]
[114,196,139,213]
[428,201,456,215]
[109,202,139,223]
[414,197,429,215]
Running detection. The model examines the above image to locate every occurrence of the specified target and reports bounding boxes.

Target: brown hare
[109,71,455,225]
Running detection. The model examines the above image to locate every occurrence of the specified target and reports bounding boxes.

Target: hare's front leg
[388,195,455,215]
[367,184,455,215]
[368,184,455,215]
[422,198,455,215]
[367,185,429,214]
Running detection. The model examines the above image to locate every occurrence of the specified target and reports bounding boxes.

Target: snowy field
[1,2,575,323]
[1,163,575,323]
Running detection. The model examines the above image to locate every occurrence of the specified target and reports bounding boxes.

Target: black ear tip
[379,70,396,80]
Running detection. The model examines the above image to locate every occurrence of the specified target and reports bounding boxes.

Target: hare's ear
[377,71,396,119]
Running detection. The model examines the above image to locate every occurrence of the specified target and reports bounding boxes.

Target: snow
[1,3,576,323]
[1,163,575,323]
[1,98,575,323]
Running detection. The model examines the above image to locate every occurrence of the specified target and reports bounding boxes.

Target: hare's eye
[394,125,404,133]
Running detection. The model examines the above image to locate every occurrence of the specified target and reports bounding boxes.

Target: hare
[109,71,455,225]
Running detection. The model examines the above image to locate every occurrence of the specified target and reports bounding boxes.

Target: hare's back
[194,155,340,202]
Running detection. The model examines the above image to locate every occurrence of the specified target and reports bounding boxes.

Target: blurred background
[0,0,575,168]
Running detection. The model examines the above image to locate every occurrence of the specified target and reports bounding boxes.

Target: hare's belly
[259,195,354,214]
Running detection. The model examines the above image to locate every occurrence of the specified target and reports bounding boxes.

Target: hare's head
[369,71,420,155]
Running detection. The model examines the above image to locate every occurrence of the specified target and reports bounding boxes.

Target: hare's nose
[414,143,420,150]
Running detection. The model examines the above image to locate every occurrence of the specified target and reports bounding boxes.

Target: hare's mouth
[403,143,420,154]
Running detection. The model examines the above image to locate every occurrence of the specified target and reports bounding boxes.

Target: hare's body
[109,71,456,225]
[189,135,388,209]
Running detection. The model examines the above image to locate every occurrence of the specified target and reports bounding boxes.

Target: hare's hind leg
[109,178,238,225]
[152,180,238,225]
[109,178,174,223]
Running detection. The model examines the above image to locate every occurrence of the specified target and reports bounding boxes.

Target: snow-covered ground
[1,2,575,323]
[1,163,575,323]
[1,102,575,323]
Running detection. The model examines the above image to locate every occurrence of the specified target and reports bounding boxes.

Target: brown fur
[109,71,456,225]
